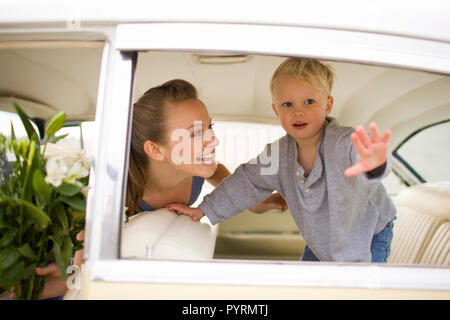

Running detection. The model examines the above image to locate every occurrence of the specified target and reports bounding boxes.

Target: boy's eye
[282,101,293,107]
[304,99,314,105]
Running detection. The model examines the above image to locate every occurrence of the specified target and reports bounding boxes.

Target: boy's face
[271,75,333,144]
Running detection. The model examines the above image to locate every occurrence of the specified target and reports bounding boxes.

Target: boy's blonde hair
[270,58,335,97]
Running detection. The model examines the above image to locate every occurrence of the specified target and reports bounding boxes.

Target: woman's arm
[206,163,231,187]
[74,231,85,267]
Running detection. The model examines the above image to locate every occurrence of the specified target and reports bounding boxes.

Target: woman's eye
[282,102,293,107]
[193,130,202,137]
[208,122,214,129]
[304,99,314,105]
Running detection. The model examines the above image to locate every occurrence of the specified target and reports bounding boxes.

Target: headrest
[394,182,450,219]
[121,208,217,260]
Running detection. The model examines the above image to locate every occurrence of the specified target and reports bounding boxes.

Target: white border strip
[91,259,450,291]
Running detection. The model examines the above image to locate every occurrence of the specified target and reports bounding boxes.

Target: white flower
[43,139,90,187]
[44,157,68,187]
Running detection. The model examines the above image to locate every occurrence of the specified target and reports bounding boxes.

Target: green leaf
[32,169,52,199]
[0,229,17,248]
[32,169,48,193]
[17,200,51,231]
[52,202,69,230]
[17,243,37,260]
[10,122,19,159]
[45,111,66,138]
[10,121,16,144]
[49,224,64,241]
[0,246,20,271]
[13,102,40,144]
[22,141,41,202]
[56,183,82,197]
[48,133,69,144]
[60,196,86,211]
[71,210,85,226]
[61,237,73,268]
[0,261,36,291]
[48,236,68,280]
[0,219,9,229]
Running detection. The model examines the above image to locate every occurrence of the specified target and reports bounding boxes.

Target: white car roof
[1,0,450,42]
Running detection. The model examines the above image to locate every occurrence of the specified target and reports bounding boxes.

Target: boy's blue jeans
[301,217,396,263]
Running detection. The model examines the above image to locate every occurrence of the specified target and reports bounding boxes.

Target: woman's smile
[196,150,216,166]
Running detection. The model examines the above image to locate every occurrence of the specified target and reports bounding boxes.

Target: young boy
[167,58,397,262]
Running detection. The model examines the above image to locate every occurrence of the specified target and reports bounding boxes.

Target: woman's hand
[345,122,391,178]
[10,263,67,300]
[165,203,205,222]
[250,193,288,213]
[35,263,68,299]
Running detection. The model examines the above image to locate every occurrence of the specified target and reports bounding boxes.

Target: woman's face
[162,98,219,178]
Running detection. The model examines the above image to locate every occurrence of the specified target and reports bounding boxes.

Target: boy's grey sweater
[199,117,396,262]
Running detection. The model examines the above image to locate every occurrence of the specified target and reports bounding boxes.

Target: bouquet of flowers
[0,103,89,299]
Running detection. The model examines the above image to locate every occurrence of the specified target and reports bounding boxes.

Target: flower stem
[18,140,36,245]
[27,231,47,299]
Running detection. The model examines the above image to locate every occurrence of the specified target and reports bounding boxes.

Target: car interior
[1,45,449,267]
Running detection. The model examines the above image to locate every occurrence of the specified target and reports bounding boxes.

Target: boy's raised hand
[345,122,391,178]
[165,203,205,222]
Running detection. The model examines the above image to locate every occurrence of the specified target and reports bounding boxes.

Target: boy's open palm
[344,122,391,178]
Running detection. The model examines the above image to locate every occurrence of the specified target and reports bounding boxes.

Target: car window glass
[193,120,285,206]
[123,51,450,267]
[0,111,40,161]
[395,121,450,182]
[0,111,40,139]
[58,121,96,159]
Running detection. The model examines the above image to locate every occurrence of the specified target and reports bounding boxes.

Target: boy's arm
[199,163,277,224]
[207,163,287,213]
[344,122,392,180]
[168,143,281,224]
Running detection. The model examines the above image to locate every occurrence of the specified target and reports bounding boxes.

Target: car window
[0,111,41,161]
[58,121,96,160]
[121,49,450,268]
[394,120,450,183]
[0,111,40,139]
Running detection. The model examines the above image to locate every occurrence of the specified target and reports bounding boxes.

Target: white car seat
[389,182,450,265]
[121,208,218,260]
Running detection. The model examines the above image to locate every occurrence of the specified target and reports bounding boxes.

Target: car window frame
[84,22,450,292]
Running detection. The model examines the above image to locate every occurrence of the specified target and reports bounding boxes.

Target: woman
[127,79,229,216]
[21,79,286,299]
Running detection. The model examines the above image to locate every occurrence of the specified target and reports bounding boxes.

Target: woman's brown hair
[126,79,198,216]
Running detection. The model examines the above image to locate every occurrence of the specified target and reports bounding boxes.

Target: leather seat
[121,208,218,260]
[388,182,450,265]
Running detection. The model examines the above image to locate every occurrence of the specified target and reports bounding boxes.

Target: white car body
[0,0,449,299]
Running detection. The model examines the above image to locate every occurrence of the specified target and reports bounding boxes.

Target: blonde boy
[167,58,397,262]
